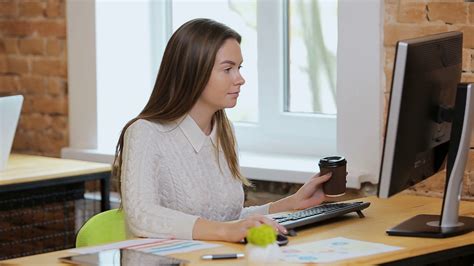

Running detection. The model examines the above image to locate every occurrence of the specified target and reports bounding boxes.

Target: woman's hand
[221,214,287,242]
[193,214,286,242]
[269,172,332,213]
[194,173,331,242]
[289,172,332,210]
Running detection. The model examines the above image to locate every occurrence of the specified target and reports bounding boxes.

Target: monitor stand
[387,83,474,238]
[387,214,474,238]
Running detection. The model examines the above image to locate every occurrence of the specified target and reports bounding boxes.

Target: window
[171,0,259,123]
[288,0,337,114]
[167,0,337,157]
[64,0,382,187]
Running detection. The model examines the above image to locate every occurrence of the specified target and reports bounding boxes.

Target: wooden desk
[0,154,112,260]
[2,194,474,265]
[0,154,111,211]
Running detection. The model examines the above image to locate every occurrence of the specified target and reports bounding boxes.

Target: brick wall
[384,0,474,200]
[0,0,67,157]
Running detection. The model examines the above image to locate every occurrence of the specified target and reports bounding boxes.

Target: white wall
[95,1,155,151]
[66,0,97,150]
[66,0,157,154]
[337,0,383,185]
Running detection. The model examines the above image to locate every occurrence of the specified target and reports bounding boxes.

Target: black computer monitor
[378,31,474,238]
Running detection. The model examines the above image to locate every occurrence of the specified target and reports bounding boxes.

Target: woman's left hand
[270,172,332,214]
[289,172,332,210]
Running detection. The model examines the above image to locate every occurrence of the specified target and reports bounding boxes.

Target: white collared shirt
[121,115,270,240]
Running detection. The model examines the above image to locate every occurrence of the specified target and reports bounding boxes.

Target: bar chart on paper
[281,237,402,263]
[126,239,220,256]
[74,238,220,256]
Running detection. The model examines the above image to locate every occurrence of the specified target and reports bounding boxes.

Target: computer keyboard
[273,201,370,230]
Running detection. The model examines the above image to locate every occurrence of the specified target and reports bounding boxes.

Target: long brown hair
[113,18,251,195]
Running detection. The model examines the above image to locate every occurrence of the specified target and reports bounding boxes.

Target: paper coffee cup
[319,156,347,197]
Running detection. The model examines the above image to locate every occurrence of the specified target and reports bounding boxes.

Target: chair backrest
[76,209,126,248]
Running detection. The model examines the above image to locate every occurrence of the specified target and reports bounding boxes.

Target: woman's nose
[235,72,245,86]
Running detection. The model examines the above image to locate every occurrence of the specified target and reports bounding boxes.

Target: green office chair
[76,209,126,248]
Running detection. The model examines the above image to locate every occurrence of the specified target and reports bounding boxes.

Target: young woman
[113,18,331,242]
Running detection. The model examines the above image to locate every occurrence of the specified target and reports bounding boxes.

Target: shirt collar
[178,114,217,153]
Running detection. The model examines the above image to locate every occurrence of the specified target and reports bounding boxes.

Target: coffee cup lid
[319,156,346,167]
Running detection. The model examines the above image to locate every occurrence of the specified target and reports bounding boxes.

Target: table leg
[100,174,111,211]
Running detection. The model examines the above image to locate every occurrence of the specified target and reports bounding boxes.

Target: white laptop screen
[0,95,23,171]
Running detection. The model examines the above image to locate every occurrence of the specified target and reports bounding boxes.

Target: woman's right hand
[221,214,287,242]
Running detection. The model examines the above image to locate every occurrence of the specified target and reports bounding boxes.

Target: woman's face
[198,38,245,112]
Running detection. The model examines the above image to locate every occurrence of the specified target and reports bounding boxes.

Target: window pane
[287,0,337,114]
[172,0,258,122]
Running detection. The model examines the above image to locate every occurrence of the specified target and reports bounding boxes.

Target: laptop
[0,95,23,171]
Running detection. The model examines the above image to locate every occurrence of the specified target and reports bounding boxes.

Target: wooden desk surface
[2,194,474,265]
[0,154,111,186]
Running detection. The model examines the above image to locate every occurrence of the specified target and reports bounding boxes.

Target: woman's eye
[224,68,231,73]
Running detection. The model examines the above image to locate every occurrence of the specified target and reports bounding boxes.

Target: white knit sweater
[121,115,270,240]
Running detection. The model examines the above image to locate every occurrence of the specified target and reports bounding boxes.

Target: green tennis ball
[246,224,277,247]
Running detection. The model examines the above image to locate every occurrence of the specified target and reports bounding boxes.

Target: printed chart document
[127,239,220,256]
[73,238,220,256]
[281,237,402,263]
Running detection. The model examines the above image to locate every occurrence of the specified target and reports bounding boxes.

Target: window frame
[233,0,336,157]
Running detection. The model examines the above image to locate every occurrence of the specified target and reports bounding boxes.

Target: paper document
[73,238,220,256]
[281,237,402,263]
[128,239,220,256]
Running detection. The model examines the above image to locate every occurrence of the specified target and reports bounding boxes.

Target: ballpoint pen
[201,253,245,260]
